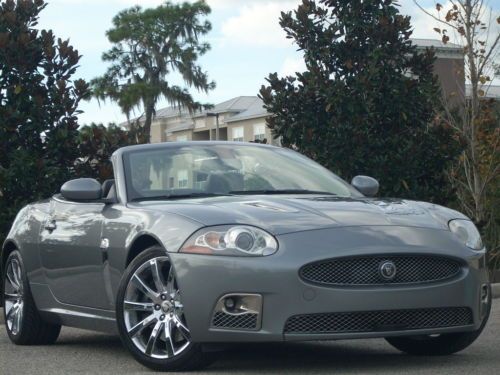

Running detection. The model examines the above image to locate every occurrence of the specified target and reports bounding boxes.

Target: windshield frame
[120,142,362,202]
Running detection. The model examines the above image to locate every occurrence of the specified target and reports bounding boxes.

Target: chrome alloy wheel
[123,256,190,359]
[4,257,24,335]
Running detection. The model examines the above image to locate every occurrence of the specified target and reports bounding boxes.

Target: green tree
[0,0,89,242]
[414,1,500,272]
[259,0,462,203]
[92,0,215,142]
[76,123,141,182]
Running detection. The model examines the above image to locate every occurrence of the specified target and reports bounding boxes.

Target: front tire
[386,287,492,356]
[3,250,61,345]
[116,246,212,372]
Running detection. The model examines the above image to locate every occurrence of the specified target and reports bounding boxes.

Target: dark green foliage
[76,123,141,182]
[260,0,462,203]
[92,0,215,142]
[0,0,89,242]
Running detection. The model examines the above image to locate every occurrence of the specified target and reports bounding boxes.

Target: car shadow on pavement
[55,332,122,347]
[2,300,497,373]
[12,328,492,375]
[51,331,484,374]
[206,341,479,373]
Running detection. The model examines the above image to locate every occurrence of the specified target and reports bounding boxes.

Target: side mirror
[61,178,102,201]
[351,175,379,197]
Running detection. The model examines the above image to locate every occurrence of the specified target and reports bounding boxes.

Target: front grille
[300,255,462,286]
[212,312,258,330]
[284,307,473,334]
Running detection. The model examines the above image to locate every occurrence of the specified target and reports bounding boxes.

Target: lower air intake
[284,307,473,334]
[212,312,258,330]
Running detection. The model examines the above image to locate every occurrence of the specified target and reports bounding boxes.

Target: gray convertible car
[2,142,491,371]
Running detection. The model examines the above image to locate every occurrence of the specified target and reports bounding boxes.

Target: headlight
[180,225,278,256]
[449,219,483,250]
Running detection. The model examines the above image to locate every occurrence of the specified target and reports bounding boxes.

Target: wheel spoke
[128,314,157,337]
[165,318,175,357]
[165,268,176,298]
[145,321,163,355]
[174,300,184,314]
[4,300,14,316]
[15,303,23,333]
[6,304,17,323]
[150,259,166,294]
[9,304,21,333]
[4,292,19,301]
[13,261,22,288]
[124,301,154,312]
[6,266,19,290]
[12,308,21,333]
[173,316,190,340]
[132,274,159,300]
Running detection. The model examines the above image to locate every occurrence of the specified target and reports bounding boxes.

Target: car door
[39,196,110,310]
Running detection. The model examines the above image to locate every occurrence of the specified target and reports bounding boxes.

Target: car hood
[128,195,468,235]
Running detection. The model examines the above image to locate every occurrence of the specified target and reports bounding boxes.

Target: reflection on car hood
[128,195,468,235]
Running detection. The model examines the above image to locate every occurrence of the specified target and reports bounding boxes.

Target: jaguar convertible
[2,142,491,371]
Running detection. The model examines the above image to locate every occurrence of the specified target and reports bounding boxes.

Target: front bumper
[170,226,489,343]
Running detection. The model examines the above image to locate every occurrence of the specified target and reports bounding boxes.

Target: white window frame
[177,170,189,188]
[253,123,266,141]
[232,126,244,142]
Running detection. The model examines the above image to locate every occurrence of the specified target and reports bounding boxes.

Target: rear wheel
[3,250,61,345]
[116,247,212,371]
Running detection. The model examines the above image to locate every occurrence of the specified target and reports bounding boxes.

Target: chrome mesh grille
[212,312,258,330]
[300,255,462,286]
[284,307,473,334]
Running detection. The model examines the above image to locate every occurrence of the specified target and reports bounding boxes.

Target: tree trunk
[142,98,156,143]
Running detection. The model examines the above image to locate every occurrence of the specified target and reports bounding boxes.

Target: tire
[3,250,61,345]
[116,246,213,372]
[386,287,492,356]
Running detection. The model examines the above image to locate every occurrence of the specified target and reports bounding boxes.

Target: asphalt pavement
[0,297,499,374]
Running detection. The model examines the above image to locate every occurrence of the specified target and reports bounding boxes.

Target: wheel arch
[1,240,19,306]
[126,233,166,267]
[2,240,18,272]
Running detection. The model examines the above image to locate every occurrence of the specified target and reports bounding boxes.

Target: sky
[37,0,499,125]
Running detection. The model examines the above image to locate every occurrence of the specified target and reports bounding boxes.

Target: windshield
[122,144,361,201]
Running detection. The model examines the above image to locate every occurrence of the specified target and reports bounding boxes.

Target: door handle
[44,219,57,232]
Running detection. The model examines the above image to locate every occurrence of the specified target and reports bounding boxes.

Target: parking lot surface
[0,300,499,374]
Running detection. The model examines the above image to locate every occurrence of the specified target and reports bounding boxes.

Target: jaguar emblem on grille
[379,261,397,280]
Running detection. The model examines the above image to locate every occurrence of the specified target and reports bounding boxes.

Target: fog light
[211,294,263,331]
[224,297,236,310]
[481,284,489,303]
[480,284,490,320]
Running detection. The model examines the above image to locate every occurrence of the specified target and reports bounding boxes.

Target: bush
[259,0,462,204]
[0,0,89,243]
[76,123,142,182]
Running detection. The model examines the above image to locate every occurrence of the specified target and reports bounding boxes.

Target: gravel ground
[0,299,498,374]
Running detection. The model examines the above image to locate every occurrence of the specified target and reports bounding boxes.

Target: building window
[232,127,244,142]
[253,123,266,141]
[177,170,188,188]
[176,135,188,142]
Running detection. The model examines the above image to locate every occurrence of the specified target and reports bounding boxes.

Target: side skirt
[30,282,118,334]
